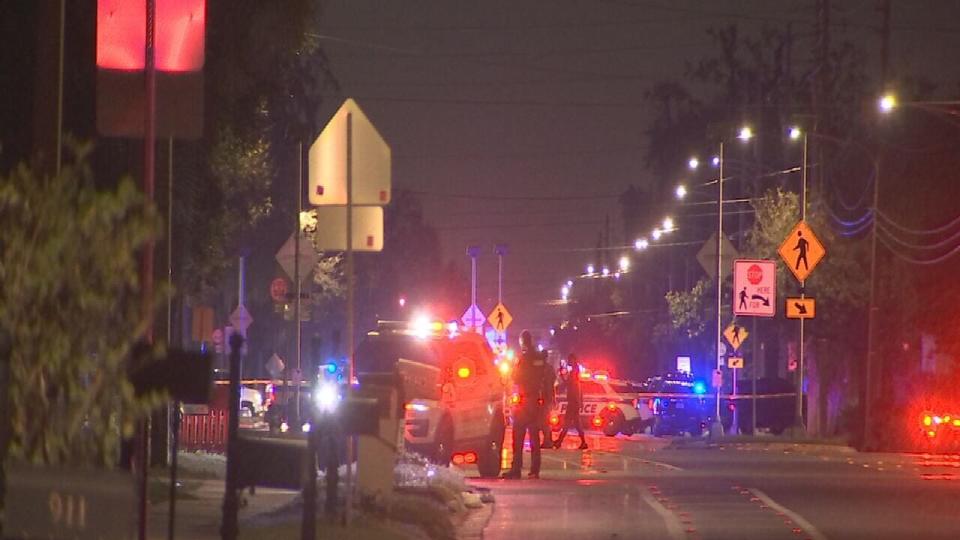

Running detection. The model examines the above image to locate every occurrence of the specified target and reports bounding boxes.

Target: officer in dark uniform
[503,330,548,479]
[554,354,588,450]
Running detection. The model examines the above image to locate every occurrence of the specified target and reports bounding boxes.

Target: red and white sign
[733,259,776,317]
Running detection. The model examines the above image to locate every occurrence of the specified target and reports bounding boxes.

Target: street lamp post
[796,129,809,431]
[713,141,725,437]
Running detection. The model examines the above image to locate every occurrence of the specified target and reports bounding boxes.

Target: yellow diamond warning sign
[778,220,825,283]
[488,303,513,332]
[724,323,749,351]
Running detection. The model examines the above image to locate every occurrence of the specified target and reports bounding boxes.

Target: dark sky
[314,0,960,335]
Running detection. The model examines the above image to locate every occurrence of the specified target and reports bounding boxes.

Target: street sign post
[778,220,826,284]
[488,303,513,332]
[732,259,776,318]
[697,232,739,280]
[309,99,391,206]
[786,297,816,319]
[310,206,384,252]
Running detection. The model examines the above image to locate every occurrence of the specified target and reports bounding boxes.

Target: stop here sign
[733,259,776,317]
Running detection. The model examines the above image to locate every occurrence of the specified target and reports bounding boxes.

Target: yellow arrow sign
[778,220,826,283]
[727,356,744,369]
[786,297,816,319]
[488,303,513,332]
[724,323,749,351]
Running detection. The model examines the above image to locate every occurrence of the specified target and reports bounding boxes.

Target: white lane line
[640,490,686,540]
[749,488,829,540]
[620,453,683,471]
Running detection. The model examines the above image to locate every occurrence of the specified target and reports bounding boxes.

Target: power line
[409,189,620,202]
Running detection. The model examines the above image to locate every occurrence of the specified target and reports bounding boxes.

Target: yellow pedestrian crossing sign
[488,303,513,332]
[724,323,748,351]
[778,220,825,283]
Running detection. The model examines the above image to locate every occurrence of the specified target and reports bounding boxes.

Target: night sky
[314,0,960,335]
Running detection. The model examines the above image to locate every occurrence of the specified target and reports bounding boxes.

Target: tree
[0,144,161,465]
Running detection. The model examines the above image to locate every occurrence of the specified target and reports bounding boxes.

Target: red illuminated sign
[97,0,205,72]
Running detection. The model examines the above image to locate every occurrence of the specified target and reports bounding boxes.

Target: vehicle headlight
[314,382,340,414]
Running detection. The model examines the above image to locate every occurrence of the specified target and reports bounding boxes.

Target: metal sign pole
[295,142,303,424]
[796,133,808,431]
[344,112,355,525]
[713,141,725,436]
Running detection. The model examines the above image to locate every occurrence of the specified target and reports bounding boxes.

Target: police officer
[553,354,588,450]
[538,360,557,449]
[503,330,548,479]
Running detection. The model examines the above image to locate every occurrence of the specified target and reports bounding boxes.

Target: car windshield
[354,336,439,374]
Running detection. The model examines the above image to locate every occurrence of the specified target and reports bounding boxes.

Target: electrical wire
[408,190,620,202]
[876,209,960,236]
[877,234,960,265]
[875,221,960,251]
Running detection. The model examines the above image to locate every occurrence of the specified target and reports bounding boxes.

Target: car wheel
[602,411,625,437]
[244,404,257,418]
[477,411,505,478]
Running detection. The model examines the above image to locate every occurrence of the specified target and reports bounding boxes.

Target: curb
[669,438,857,454]
[456,489,494,540]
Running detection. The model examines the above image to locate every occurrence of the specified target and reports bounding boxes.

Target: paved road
[469,433,960,540]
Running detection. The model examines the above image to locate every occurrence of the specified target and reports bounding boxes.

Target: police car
[550,370,653,437]
[644,372,710,437]
[354,318,507,478]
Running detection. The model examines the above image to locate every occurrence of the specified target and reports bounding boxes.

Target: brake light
[452,453,465,465]
[607,402,617,412]
[954,419,960,427]
[580,370,591,380]
[923,415,933,426]
[592,416,603,427]
[498,361,511,376]
[594,373,608,381]
[457,366,471,378]
[464,452,477,464]
[927,430,937,438]
[405,403,429,412]
[510,393,521,404]
[550,415,560,425]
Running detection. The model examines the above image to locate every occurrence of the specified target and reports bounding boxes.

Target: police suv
[355,320,507,477]
[550,370,653,437]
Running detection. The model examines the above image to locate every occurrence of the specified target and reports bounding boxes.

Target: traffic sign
[229,304,253,333]
[778,220,825,283]
[733,259,776,317]
[786,297,816,319]
[711,369,723,389]
[265,353,285,379]
[727,356,744,369]
[488,303,513,332]
[724,323,749,351]
[461,304,486,330]
[311,206,384,252]
[275,231,319,283]
[696,232,739,280]
[309,98,391,206]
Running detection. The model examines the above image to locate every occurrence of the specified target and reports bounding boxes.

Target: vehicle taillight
[457,366,471,378]
[927,430,937,438]
[510,393,521,404]
[923,415,933,426]
[607,402,617,412]
[550,415,560,425]
[592,416,604,427]
[498,362,511,376]
[464,452,477,464]
[452,453,465,465]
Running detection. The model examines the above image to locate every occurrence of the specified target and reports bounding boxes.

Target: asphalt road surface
[469,433,960,540]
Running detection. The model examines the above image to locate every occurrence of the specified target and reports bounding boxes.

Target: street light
[634,238,649,251]
[651,228,662,241]
[586,264,595,275]
[737,126,754,141]
[712,156,720,167]
[688,157,700,170]
[662,217,675,231]
[675,185,688,199]
[789,126,802,141]
[618,255,630,273]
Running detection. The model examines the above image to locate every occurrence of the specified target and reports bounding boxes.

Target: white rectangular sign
[732,259,776,317]
[312,206,384,252]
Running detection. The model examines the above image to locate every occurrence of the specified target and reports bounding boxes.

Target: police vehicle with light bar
[354,318,507,478]
[550,369,653,437]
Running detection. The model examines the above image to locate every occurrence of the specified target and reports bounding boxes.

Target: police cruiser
[550,369,653,437]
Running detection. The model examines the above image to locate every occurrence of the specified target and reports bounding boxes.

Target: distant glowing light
[634,238,649,250]
[652,228,662,241]
[618,256,630,272]
[662,217,675,231]
[586,264,595,275]
[457,366,471,378]
[601,266,610,277]
[675,185,687,199]
[561,285,570,297]
[712,156,720,167]
[879,94,897,113]
[398,296,406,308]
[566,280,573,287]
[738,126,754,141]
[789,126,802,140]
[688,157,699,170]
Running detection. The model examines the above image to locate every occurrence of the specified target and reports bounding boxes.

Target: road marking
[749,488,828,540]
[640,489,686,540]
[620,453,683,471]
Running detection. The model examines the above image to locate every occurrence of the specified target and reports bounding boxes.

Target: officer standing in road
[554,354,589,450]
[538,358,557,449]
[503,330,548,479]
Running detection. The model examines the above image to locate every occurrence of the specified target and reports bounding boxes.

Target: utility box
[354,373,404,503]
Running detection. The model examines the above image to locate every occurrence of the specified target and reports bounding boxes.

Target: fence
[179,409,229,453]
